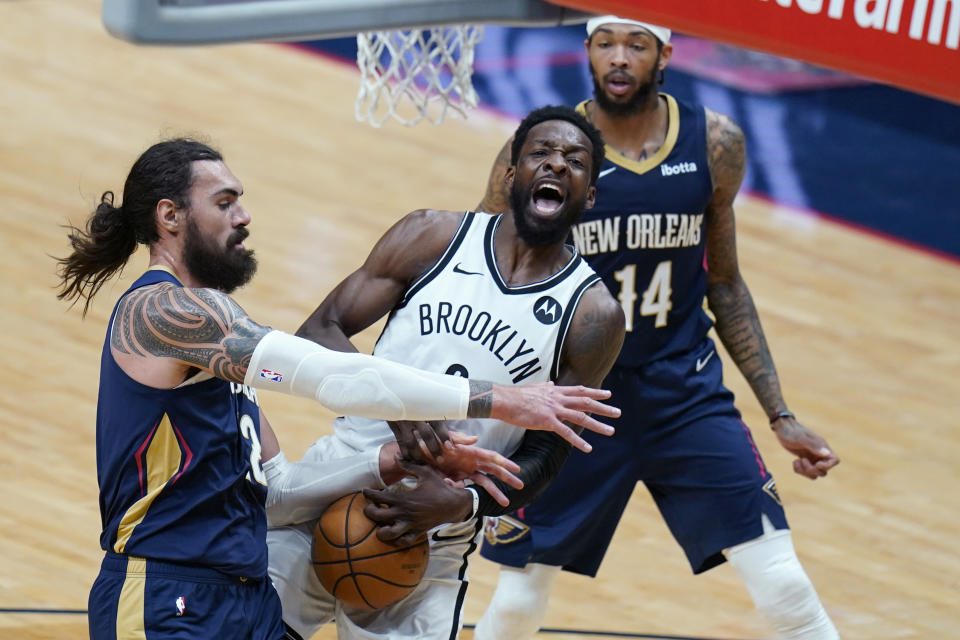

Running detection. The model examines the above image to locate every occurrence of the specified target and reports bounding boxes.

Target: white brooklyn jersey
[333,211,601,456]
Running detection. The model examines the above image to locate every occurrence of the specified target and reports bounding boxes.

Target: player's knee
[726,531,838,639]
[751,563,821,629]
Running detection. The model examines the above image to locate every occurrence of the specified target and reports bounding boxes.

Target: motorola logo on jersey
[660,161,698,176]
[533,296,562,325]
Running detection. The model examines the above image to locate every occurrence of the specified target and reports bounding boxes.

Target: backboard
[102,0,593,45]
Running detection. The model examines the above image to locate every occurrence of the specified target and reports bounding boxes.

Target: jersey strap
[398,211,476,309]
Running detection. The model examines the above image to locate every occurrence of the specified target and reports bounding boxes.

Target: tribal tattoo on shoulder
[111,283,270,382]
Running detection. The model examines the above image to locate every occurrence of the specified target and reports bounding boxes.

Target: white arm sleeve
[243,330,469,420]
[263,449,384,527]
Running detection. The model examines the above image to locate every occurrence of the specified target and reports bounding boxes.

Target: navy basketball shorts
[481,337,788,576]
[88,553,286,640]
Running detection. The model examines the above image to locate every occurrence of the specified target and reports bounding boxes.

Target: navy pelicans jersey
[572,94,713,367]
[96,268,268,577]
[334,211,600,457]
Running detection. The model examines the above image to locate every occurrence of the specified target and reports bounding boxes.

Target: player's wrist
[769,409,795,429]
[458,486,480,522]
[467,379,503,418]
[378,442,405,485]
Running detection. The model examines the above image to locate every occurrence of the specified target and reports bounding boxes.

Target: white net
[355,25,484,127]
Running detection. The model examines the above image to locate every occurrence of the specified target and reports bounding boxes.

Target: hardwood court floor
[0,1,957,638]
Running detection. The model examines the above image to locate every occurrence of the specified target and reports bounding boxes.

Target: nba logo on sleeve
[258,369,283,382]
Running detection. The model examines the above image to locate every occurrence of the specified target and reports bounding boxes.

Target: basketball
[311,491,429,611]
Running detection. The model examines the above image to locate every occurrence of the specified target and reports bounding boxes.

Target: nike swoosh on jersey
[597,167,617,179]
[452,263,483,276]
[695,350,715,372]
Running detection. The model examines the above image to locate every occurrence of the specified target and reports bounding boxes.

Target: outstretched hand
[772,417,840,479]
[427,431,522,507]
[491,382,619,453]
[363,461,473,547]
[382,428,521,507]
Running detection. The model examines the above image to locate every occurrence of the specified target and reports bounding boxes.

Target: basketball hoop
[355,25,484,127]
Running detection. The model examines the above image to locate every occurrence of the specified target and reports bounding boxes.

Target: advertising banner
[553,0,960,103]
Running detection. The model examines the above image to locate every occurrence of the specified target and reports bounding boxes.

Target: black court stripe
[535,628,754,640]
[284,622,305,640]
[0,609,758,639]
[462,624,756,640]
[0,608,86,614]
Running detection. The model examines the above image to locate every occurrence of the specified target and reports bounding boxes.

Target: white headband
[586,15,671,45]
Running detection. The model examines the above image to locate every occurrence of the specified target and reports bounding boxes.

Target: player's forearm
[295,313,359,354]
[245,330,474,420]
[263,449,382,526]
[707,279,787,415]
[472,429,573,518]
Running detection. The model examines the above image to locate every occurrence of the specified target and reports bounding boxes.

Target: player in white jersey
[263,106,625,640]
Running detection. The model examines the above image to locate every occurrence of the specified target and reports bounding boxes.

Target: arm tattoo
[705,109,746,200]
[559,285,626,387]
[111,283,270,383]
[477,141,512,214]
[708,281,785,414]
[704,110,784,414]
[466,380,493,418]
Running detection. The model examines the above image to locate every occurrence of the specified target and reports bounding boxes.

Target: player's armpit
[110,282,269,383]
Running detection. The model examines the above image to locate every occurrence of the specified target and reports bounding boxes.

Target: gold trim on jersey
[114,414,183,553]
[116,556,147,639]
[576,93,680,176]
[763,477,783,506]
[146,264,183,284]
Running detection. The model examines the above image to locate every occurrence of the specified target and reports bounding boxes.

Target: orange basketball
[311,491,429,611]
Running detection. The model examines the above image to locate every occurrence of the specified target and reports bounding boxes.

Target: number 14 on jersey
[613,261,673,331]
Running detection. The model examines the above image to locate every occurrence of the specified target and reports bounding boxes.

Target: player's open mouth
[605,72,633,96]
[532,182,565,216]
[230,229,249,250]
